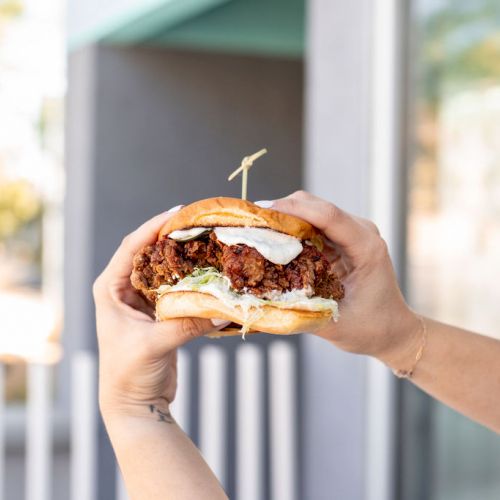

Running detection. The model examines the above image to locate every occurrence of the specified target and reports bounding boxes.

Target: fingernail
[254,200,274,208]
[211,318,231,328]
[166,204,183,213]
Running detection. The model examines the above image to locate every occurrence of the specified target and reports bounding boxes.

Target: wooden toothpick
[228,148,267,200]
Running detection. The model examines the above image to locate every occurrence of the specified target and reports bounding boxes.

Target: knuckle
[371,223,381,236]
[323,203,339,224]
[371,236,389,259]
[364,219,380,235]
[121,232,134,247]
[287,197,299,210]
[92,276,106,299]
[121,234,131,247]
[289,190,313,201]
[278,196,298,212]
[180,318,202,339]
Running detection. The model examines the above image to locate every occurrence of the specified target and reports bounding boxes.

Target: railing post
[26,363,52,500]
[71,351,97,500]
[269,341,298,500]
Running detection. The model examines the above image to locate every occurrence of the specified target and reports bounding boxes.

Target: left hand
[93,209,228,420]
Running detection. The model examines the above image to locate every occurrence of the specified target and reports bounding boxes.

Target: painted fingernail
[254,200,274,208]
[166,204,183,213]
[211,318,231,328]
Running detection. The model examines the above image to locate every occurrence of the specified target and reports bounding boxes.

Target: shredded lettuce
[157,267,339,321]
[184,267,224,287]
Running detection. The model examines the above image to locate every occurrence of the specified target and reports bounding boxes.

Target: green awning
[69,0,304,58]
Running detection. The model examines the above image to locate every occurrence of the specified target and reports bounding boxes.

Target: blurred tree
[0,178,41,240]
[411,0,500,212]
[0,0,23,18]
[0,0,23,39]
[419,0,500,105]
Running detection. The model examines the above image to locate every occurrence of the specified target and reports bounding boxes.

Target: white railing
[71,351,97,500]
[236,343,264,500]
[0,354,97,500]
[199,346,228,486]
[269,341,298,500]
[0,341,298,500]
[26,364,52,500]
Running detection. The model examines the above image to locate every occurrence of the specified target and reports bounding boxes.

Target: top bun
[159,197,321,242]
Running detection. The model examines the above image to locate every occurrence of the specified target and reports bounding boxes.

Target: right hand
[267,191,421,368]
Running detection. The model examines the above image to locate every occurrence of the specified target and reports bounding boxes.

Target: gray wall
[66,45,304,499]
[66,43,304,352]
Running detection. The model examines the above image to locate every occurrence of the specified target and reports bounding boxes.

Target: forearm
[381,318,500,433]
[103,407,228,500]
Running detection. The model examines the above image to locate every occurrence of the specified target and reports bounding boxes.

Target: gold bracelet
[392,315,427,379]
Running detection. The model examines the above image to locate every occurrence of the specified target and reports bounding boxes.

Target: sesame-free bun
[156,291,333,336]
[158,197,321,244]
[153,197,332,335]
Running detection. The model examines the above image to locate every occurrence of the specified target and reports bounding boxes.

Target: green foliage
[0,179,41,240]
[419,0,500,106]
[0,0,23,18]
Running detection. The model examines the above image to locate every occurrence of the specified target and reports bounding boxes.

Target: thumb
[153,317,231,350]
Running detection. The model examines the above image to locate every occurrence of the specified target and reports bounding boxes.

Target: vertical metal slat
[199,345,227,487]
[170,349,191,432]
[26,363,52,500]
[71,351,97,500]
[236,344,264,500]
[269,341,298,500]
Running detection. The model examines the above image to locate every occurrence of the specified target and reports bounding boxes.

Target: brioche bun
[158,197,322,247]
[156,290,332,336]
[150,197,335,336]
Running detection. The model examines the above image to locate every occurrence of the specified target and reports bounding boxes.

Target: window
[403,1,500,498]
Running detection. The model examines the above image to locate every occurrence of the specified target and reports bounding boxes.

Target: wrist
[102,405,180,454]
[99,391,173,424]
[375,309,424,371]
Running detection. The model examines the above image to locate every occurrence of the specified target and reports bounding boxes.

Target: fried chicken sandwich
[131,197,344,336]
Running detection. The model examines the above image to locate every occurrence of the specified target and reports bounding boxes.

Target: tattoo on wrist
[148,400,174,424]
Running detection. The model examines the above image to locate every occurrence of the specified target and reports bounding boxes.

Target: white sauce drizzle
[168,227,208,241]
[167,227,303,265]
[168,227,303,265]
[213,227,302,265]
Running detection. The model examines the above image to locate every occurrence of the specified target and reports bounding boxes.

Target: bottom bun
[156,291,333,336]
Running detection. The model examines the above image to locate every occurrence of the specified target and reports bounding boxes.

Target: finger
[120,287,156,317]
[102,206,183,281]
[285,193,380,236]
[153,317,230,351]
[353,216,380,235]
[321,238,342,263]
[260,192,370,256]
[331,257,350,280]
